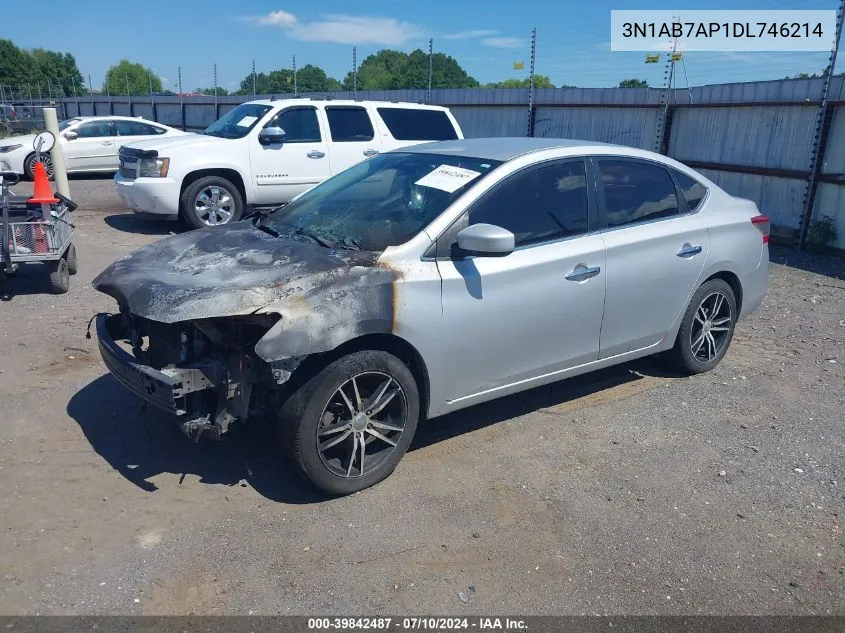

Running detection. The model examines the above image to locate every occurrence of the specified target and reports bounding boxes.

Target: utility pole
[148,70,154,100]
[352,47,358,98]
[125,73,132,113]
[799,0,844,249]
[252,59,257,98]
[178,66,185,130]
[87,74,93,94]
[213,63,218,107]
[428,38,433,104]
[293,55,297,95]
[526,27,537,137]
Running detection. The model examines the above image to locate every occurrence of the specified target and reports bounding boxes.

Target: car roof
[69,115,168,124]
[244,98,448,111]
[399,137,633,162]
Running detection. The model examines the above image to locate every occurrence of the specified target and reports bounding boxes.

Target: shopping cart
[1,171,78,294]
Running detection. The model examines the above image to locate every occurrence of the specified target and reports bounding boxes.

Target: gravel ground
[0,177,843,615]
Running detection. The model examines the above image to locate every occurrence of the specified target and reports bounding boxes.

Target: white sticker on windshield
[236,115,258,127]
[415,165,482,193]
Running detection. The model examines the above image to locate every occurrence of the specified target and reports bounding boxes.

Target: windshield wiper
[294,227,335,248]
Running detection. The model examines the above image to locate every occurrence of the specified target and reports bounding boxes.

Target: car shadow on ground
[104,213,186,236]
[770,245,845,281]
[68,356,683,504]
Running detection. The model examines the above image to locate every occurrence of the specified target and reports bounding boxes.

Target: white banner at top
[611,10,838,52]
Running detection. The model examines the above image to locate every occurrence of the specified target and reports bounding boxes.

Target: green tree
[0,39,85,97]
[104,59,162,96]
[237,69,294,95]
[340,49,478,90]
[296,64,341,92]
[618,78,648,88]
[484,75,555,88]
[197,87,229,96]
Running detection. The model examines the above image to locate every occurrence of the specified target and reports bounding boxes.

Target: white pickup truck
[115,98,464,228]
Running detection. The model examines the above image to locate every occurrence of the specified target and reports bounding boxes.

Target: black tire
[278,350,420,495]
[669,278,737,374]
[48,258,70,294]
[24,152,54,181]
[179,176,244,230]
[65,243,78,275]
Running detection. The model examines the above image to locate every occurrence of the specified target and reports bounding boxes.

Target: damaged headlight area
[96,310,283,440]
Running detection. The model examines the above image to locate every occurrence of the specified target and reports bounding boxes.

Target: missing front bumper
[95,313,218,416]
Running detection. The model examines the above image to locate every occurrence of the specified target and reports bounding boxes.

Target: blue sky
[7,0,842,91]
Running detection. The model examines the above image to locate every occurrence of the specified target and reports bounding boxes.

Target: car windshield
[59,118,81,131]
[203,104,272,139]
[263,152,501,251]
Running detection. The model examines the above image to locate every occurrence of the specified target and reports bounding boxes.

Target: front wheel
[179,176,243,229]
[278,350,420,495]
[669,278,737,374]
[24,152,54,181]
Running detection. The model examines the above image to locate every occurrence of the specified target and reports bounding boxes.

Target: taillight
[751,214,770,244]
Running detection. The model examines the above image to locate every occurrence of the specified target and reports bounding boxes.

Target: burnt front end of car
[95,310,279,439]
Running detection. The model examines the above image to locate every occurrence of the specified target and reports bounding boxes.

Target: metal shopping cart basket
[1,172,78,294]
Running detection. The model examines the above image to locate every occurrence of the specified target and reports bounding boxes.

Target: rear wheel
[65,243,78,275]
[669,278,737,374]
[278,350,420,495]
[48,258,70,294]
[180,176,243,229]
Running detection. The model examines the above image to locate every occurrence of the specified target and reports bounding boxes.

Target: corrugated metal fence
[56,78,845,249]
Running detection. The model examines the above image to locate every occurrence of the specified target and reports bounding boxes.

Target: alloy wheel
[194,185,234,226]
[29,154,54,179]
[690,291,733,363]
[316,371,408,479]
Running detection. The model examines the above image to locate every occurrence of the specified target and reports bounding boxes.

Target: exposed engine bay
[100,310,301,441]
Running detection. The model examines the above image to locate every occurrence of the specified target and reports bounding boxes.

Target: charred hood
[92,221,395,326]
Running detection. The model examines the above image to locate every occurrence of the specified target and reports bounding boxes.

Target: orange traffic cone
[28,161,59,205]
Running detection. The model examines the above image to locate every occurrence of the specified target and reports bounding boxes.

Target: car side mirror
[455,223,515,257]
[258,127,285,145]
[63,130,78,140]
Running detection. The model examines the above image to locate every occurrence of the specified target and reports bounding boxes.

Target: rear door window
[597,159,680,228]
[376,108,458,141]
[325,106,374,142]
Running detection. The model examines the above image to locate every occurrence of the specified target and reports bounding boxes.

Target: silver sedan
[93,137,770,494]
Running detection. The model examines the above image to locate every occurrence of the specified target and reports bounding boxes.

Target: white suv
[115,99,464,228]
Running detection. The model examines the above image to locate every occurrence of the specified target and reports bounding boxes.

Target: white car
[114,99,464,229]
[0,116,185,179]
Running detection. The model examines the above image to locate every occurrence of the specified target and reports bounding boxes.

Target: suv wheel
[180,176,243,229]
[278,350,420,495]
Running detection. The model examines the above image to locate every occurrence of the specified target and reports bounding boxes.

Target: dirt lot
[0,177,844,615]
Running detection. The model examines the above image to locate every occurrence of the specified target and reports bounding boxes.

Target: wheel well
[704,271,743,314]
[180,169,246,205]
[335,334,431,420]
[280,334,431,421]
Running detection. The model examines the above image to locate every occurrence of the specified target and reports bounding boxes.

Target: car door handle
[307,150,325,159]
[677,243,703,257]
[565,264,601,281]
[363,149,379,157]
[102,141,113,146]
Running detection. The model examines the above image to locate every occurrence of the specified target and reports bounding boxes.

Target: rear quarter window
[376,108,458,141]
[671,169,708,212]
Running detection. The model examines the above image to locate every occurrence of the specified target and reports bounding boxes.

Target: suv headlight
[139,157,169,178]
[0,144,23,153]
